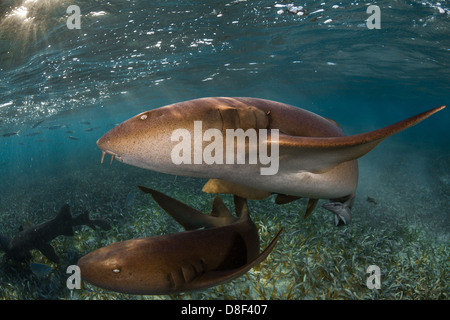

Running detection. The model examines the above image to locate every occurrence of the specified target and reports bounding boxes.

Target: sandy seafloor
[0,0,449,300]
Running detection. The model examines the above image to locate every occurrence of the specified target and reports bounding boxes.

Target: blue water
[0,0,449,300]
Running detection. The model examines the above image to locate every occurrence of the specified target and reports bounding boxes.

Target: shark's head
[78,238,171,295]
[97,106,184,172]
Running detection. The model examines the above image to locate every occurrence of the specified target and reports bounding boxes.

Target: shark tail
[277,105,446,173]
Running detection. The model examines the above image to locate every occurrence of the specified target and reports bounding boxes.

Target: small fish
[31,119,45,129]
[67,136,79,140]
[66,130,75,134]
[366,196,377,205]
[47,124,67,130]
[2,130,20,137]
[80,121,91,125]
[83,127,99,132]
[25,131,42,136]
[30,263,52,278]
[0,101,13,109]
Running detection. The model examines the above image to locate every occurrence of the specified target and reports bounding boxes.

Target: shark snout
[97,134,122,165]
[78,249,121,288]
[77,253,98,283]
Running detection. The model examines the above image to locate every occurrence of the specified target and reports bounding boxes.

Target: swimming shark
[77,186,282,295]
[0,204,111,263]
[96,97,445,225]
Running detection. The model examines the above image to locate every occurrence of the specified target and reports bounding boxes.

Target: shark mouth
[100,150,119,165]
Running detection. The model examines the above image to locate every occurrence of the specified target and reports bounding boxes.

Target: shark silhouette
[0,204,111,263]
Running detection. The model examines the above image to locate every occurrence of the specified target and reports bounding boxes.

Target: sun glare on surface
[10,6,29,19]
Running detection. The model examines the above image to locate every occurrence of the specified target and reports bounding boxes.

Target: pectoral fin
[274,105,445,173]
[138,186,236,229]
[37,243,59,263]
[202,178,271,200]
[191,228,283,291]
[305,198,318,218]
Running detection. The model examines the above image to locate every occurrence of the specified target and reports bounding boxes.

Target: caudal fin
[277,105,445,173]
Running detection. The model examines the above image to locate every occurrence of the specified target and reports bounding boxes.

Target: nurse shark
[78,186,282,295]
[96,97,445,225]
[0,204,111,263]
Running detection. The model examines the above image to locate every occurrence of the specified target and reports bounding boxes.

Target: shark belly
[118,154,358,200]
[275,160,358,199]
[224,160,359,200]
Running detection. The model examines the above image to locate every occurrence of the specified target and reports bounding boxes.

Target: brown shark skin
[78,190,281,295]
[96,97,445,202]
[78,219,256,295]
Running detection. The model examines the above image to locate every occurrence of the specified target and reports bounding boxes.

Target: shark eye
[140,114,148,120]
[112,268,121,274]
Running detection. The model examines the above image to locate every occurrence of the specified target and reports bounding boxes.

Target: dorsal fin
[210,196,234,220]
[23,219,34,230]
[56,204,72,222]
[304,198,318,218]
[324,117,341,128]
